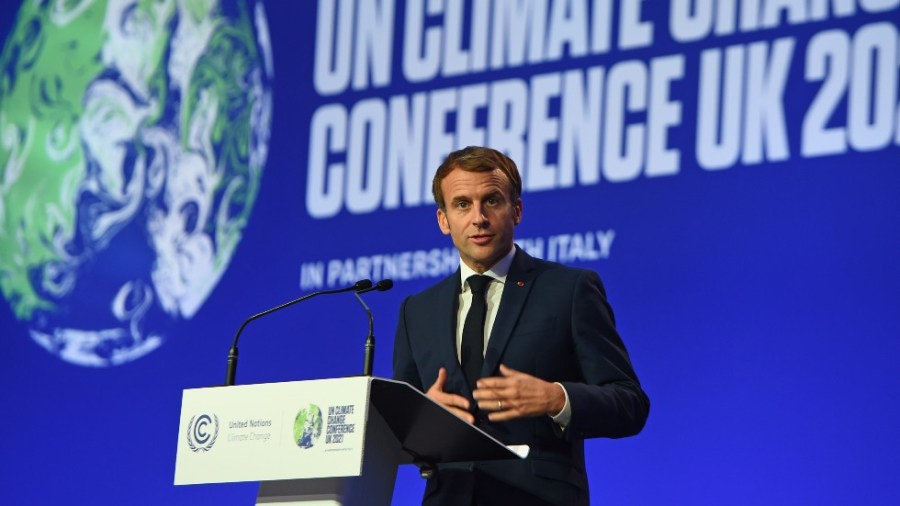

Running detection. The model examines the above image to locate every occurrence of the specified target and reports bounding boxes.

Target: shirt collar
[459,246,516,291]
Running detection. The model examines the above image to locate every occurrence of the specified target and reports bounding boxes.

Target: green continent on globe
[0,1,107,318]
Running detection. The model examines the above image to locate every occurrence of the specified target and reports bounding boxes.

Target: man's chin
[464,251,504,270]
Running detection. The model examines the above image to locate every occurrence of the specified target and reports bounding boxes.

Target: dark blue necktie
[461,275,492,392]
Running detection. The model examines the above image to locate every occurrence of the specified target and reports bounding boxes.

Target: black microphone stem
[225,279,372,386]
[354,291,375,376]
[353,279,392,377]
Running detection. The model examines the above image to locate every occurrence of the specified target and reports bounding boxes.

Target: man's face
[437,168,522,273]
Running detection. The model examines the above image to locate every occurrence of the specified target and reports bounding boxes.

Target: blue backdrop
[1,1,898,504]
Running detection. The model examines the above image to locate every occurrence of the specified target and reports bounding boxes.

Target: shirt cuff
[549,382,571,429]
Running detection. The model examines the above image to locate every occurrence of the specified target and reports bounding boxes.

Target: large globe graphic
[0,0,273,366]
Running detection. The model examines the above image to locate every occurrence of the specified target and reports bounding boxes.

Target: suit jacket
[393,247,649,506]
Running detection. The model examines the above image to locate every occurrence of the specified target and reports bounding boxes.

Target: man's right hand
[427,367,475,424]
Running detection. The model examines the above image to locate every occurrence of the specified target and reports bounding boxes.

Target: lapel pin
[517,280,525,287]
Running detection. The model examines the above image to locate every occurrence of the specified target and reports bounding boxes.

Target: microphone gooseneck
[224,279,373,386]
[354,279,393,376]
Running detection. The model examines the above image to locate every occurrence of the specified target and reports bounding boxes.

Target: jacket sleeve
[561,269,650,439]
[392,295,423,391]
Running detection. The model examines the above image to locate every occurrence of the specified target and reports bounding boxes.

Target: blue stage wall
[1,1,898,504]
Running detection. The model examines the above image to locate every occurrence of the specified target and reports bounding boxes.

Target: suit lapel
[434,271,465,385]
[482,248,537,377]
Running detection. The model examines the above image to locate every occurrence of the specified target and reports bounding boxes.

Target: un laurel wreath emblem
[186,414,219,452]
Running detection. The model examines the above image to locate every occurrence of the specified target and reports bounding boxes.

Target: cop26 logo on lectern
[0,0,273,366]
[294,404,324,449]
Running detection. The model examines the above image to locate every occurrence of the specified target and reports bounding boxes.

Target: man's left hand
[473,364,566,421]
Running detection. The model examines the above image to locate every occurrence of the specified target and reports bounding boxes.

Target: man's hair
[432,146,522,209]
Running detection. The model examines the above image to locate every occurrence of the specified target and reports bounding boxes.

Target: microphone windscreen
[376,279,393,291]
[354,279,373,291]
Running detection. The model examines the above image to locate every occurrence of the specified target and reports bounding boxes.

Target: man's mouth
[470,234,493,245]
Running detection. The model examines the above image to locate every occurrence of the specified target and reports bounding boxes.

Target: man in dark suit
[393,146,649,505]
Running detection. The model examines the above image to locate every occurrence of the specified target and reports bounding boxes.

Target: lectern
[174,377,524,505]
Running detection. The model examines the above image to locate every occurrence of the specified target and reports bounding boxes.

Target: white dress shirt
[455,247,515,358]
[455,247,572,428]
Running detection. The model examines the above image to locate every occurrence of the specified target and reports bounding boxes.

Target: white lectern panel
[175,377,371,485]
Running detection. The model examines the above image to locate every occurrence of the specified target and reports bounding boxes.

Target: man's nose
[471,203,489,226]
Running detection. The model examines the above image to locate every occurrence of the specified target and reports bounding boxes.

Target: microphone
[225,279,372,385]
[353,279,393,376]
[357,278,393,295]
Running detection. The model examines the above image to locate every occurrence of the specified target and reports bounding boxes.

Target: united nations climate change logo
[293,404,323,449]
[186,413,219,452]
[0,1,273,366]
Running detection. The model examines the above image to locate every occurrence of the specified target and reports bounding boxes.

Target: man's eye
[456,201,469,209]
[486,198,499,206]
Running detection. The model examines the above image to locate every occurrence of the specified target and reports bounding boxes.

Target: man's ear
[514,198,522,225]
[437,208,451,235]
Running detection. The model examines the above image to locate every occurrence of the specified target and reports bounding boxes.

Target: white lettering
[307,104,347,218]
[742,38,793,165]
[802,29,849,157]
[670,0,715,43]
[487,79,529,167]
[697,45,746,170]
[619,0,653,49]
[848,22,897,151]
[646,55,685,177]
[559,67,604,188]
[403,0,440,82]
[546,0,589,60]
[425,88,458,181]
[761,0,807,30]
[352,0,394,90]
[442,0,470,77]
[457,84,489,149]
[591,0,614,53]
[385,93,427,209]
[313,0,394,94]
[346,99,386,214]
[526,73,561,191]
[313,0,353,95]
[491,0,548,69]
[603,61,647,182]
[808,0,857,20]
[859,0,900,11]
[546,230,616,263]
